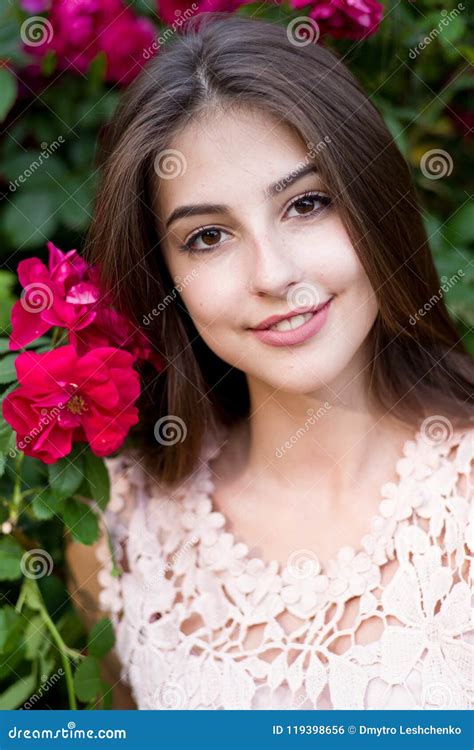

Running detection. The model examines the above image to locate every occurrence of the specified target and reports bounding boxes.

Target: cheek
[314,229,379,340]
[312,225,363,288]
[177,264,241,328]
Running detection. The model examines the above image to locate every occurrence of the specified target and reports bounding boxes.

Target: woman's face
[153,106,378,395]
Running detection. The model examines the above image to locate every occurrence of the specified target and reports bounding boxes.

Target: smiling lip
[252,299,332,331]
[249,297,333,347]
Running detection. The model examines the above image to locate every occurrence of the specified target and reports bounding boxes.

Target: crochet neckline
[189,418,456,596]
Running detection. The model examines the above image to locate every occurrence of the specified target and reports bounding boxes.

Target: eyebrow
[164,164,320,230]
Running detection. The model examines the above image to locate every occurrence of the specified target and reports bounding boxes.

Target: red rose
[2,344,141,463]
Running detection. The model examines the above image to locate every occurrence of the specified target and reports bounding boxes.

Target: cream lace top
[95,421,474,710]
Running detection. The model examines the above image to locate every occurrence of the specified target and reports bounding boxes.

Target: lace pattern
[95,423,474,710]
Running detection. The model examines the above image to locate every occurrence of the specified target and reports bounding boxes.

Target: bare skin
[207,413,417,572]
[150,103,424,658]
[153,102,420,575]
[67,103,424,697]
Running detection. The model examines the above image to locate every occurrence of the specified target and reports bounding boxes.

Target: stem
[21,486,44,499]
[51,327,68,348]
[39,603,78,710]
[50,327,61,347]
[63,645,85,662]
[10,452,24,524]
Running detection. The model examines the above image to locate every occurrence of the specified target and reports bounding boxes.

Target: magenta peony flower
[289,0,383,40]
[157,0,249,27]
[26,0,156,84]
[9,241,100,351]
[99,14,160,83]
[2,344,141,463]
[20,0,51,11]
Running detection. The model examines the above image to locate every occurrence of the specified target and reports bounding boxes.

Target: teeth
[269,312,314,332]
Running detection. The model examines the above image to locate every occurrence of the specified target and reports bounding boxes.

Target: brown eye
[286,191,332,219]
[293,196,317,215]
[201,229,222,245]
[182,226,232,254]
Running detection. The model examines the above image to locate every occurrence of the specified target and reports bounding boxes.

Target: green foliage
[0,326,113,708]
[0,536,23,580]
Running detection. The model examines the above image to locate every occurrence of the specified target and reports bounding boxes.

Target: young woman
[66,12,474,710]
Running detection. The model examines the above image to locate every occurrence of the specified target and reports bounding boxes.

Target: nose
[248,229,304,298]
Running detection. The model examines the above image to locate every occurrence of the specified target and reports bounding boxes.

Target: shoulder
[444,423,474,491]
[415,420,474,482]
[101,447,166,540]
[408,421,473,557]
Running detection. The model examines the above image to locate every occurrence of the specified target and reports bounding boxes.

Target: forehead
[152,106,310,216]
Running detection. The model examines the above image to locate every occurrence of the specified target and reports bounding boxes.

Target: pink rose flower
[26,0,156,84]
[69,307,166,372]
[99,14,159,84]
[20,0,51,11]
[9,241,100,351]
[289,0,383,40]
[2,344,140,463]
[9,241,164,372]
[156,0,249,26]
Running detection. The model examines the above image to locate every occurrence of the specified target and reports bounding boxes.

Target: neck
[229,352,416,499]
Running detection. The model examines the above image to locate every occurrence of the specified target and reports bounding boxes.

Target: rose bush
[0,241,162,709]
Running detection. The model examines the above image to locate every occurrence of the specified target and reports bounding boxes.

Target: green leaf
[63,498,99,545]
[57,175,94,232]
[1,152,66,188]
[0,269,16,294]
[86,51,107,91]
[0,336,51,355]
[0,68,17,123]
[2,190,58,249]
[443,203,474,246]
[438,15,465,47]
[0,536,23,580]
[17,577,43,613]
[0,354,18,384]
[31,488,64,520]
[40,49,57,77]
[0,605,24,652]
[84,452,110,511]
[73,656,101,702]
[100,681,113,710]
[48,452,85,500]
[24,614,45,660]
[0,382,19,407]
[0,672,37,710]
[0,499,9,523]
[0,414,15,454]
[87,618,115,658]
[0,338,12,354]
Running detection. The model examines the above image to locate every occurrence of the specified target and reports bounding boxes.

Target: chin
[259,368,333,394]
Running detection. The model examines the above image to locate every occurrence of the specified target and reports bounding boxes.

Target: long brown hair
[84,12,474,486]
